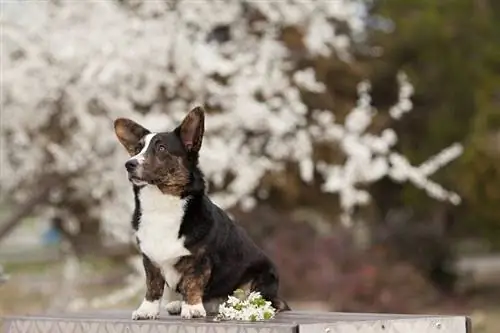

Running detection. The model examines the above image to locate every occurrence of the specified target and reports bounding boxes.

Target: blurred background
[1,0,499,332]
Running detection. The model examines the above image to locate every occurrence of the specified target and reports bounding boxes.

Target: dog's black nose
[125,159,138,172]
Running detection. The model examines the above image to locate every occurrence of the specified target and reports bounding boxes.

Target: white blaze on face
[127,133,157,181]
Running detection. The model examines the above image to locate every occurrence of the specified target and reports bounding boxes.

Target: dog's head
[114,107,205,194]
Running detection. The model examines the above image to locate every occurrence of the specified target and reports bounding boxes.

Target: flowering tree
[0,0,463,309]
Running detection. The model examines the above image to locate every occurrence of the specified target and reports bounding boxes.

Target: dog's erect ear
[114,118,150,155]
[177,106,205,153]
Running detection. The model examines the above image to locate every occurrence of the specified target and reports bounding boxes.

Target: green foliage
[366,0,500,247]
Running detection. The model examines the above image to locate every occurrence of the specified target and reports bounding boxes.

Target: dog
[114,106,290,320]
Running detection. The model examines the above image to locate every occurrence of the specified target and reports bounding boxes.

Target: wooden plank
[21,309,451,323]
[3,318,296,333]
[298,316,470,333]
[1,310,471,333]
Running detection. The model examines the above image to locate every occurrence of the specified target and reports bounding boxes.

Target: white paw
[132,299,160,320]
[180,302,206,319]
[164,300,182,315]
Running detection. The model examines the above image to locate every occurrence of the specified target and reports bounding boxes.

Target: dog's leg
[176,257,211,319]
[132,255,165,320]
[163,286,182,315]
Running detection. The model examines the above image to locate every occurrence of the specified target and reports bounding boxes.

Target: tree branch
[0,174,73,243]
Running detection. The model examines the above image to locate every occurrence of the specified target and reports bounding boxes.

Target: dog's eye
[158,145,166,152]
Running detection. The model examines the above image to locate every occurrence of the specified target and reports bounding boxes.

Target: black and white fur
[114,107,289,320]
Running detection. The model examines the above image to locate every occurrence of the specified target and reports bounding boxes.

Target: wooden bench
[2,310,471,333]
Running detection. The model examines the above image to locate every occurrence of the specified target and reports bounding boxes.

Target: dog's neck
[180,166,206,198]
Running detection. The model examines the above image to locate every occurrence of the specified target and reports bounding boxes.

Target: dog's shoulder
[179,194,223,247]
[181,194,264,256]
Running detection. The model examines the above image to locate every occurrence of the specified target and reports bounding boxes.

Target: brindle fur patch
[175,256,211,305]
[156,157,190,196]
[142,255,165,302]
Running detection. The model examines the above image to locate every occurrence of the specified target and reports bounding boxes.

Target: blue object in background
[42,226,62,245]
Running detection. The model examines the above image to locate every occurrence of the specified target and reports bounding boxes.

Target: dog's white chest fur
[135,186,190,288]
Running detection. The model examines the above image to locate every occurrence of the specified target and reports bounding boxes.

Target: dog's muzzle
[125,159,147,186]
[125,159,139,173]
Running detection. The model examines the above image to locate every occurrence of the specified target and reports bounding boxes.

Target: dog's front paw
[180,302,206,319]
[132,299,160,320]
[164,300,182,315]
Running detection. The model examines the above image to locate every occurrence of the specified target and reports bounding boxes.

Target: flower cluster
[215,290,276,322]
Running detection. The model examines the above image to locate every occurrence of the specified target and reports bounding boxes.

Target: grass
[0,257,134,315]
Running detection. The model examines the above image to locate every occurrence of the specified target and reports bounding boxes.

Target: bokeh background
[1,1,499,332]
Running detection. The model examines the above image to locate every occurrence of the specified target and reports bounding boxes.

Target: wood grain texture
[2,310,470,333]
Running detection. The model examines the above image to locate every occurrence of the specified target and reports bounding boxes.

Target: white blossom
[389,72,414,119]
[3,0,364,239]
[294,68,326,93]
[216,290,276,322]
[314,79,462,226]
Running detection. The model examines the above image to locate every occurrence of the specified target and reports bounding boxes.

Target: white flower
[216,290,276,322]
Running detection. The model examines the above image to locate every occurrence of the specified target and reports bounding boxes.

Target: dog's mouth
[128,175,148,186]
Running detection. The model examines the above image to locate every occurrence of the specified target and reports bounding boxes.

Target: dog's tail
[271,296,291,312]
[245,260,292,312]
